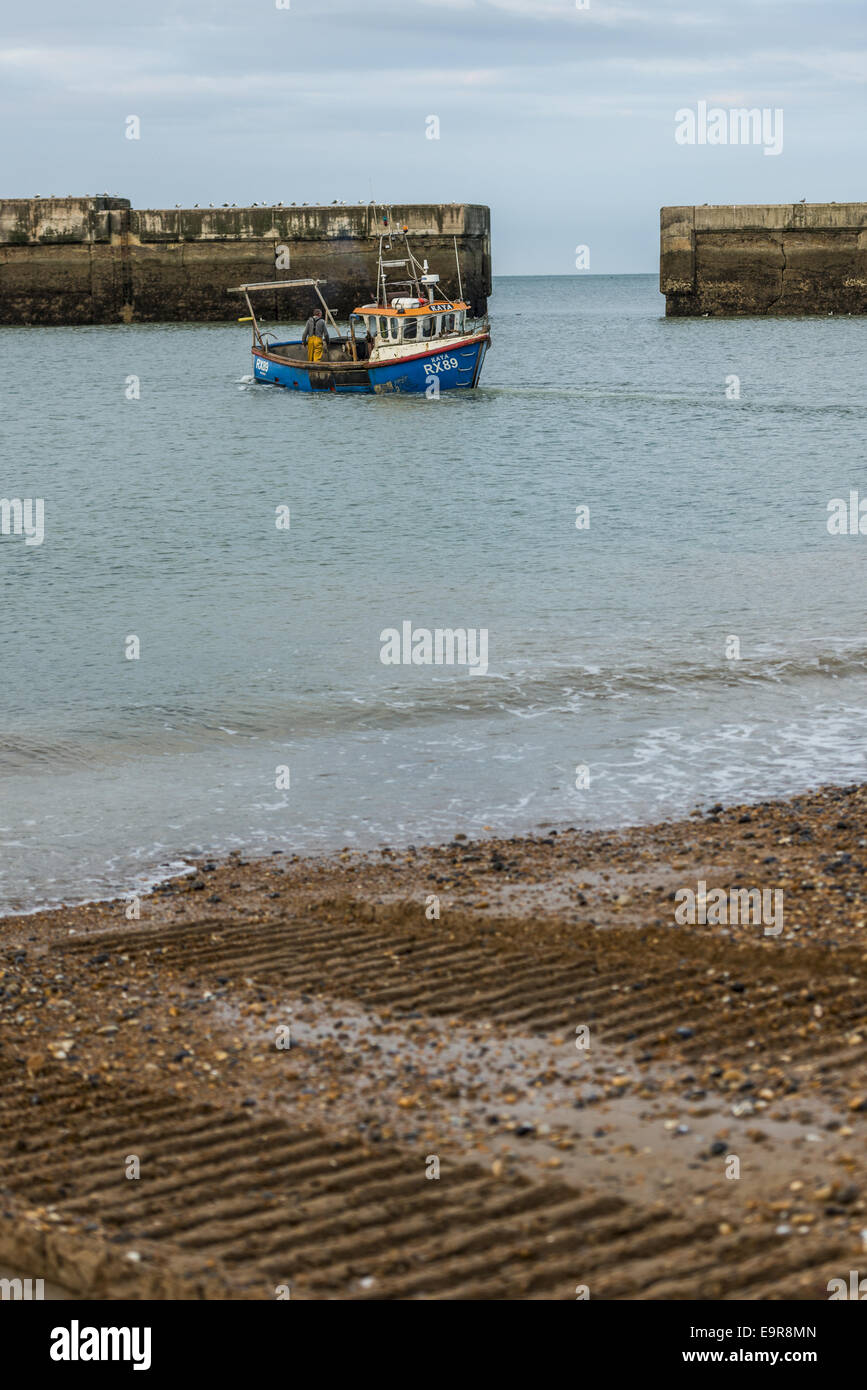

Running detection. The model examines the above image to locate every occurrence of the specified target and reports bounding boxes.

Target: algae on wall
[0,198,492,325]
[660,203,867,316]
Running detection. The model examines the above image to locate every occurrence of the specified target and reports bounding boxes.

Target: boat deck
[268,342,368,365]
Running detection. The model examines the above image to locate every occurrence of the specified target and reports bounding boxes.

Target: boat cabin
[351,300,470,348]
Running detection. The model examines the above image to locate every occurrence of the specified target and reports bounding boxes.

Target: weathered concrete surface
[0,199,491,324]
[661,203,867,315]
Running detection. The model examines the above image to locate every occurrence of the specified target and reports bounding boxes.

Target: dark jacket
[302,314,328,344]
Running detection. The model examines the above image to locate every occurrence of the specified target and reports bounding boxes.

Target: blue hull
[251,336,488,395]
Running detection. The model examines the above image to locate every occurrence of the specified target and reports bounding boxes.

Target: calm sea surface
[3,274,867,914]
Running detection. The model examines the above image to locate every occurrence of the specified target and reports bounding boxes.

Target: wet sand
[0,782,865,1299]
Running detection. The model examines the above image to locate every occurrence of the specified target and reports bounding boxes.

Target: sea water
[2,274,867,912]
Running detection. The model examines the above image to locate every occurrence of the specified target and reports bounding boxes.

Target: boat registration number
[255,358,269,372]
[423,356,460,375]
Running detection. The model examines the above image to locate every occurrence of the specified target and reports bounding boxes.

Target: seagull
[799,197,806,204]
[194,203,199,208]
[209,203,214,208]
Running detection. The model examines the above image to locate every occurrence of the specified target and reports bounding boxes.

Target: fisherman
[302,306,328,362]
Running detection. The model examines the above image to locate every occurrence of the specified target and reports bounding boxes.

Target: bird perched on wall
[799,197,806,203]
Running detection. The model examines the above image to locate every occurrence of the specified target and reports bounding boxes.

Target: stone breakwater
[661,203,867,316]
[0,197,491,325]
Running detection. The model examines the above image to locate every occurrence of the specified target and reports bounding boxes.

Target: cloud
[1,0,866,273]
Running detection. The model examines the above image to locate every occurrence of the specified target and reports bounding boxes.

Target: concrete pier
[0,198,491,325]
[661,203,867,316]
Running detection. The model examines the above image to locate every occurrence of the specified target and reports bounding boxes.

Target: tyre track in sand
[55,905,867,1093]
[2,795,866,1299]
[0,1056,853,1300]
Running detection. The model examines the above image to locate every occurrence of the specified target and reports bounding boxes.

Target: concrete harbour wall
[661,203,867,316]
[0,198,492,324]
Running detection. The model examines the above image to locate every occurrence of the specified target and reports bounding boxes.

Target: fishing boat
[229,228,490,395]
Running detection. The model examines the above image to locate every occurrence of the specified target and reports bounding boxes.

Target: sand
[0,782,864,1299]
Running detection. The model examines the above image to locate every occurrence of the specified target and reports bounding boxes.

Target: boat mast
[453,236,464,303]
[403,234,423,299]
[373,216,434,307]
[378,235,389,308]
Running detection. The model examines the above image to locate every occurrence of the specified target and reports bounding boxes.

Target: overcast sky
[2,0,865,273]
